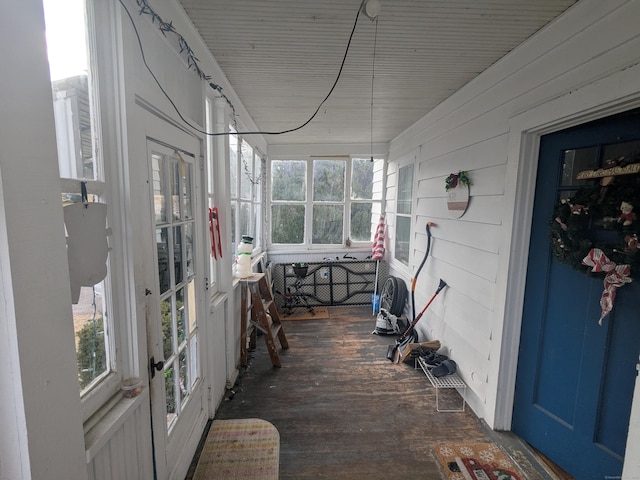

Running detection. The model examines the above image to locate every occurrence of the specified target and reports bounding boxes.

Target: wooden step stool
[241,273,289,367]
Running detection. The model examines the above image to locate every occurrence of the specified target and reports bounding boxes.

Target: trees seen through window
[270,158,384,247]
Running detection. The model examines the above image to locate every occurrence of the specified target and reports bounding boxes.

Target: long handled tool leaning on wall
[386,222,447,363]
[411,222,435,321]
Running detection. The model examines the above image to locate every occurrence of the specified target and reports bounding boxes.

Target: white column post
[0,1,88,479]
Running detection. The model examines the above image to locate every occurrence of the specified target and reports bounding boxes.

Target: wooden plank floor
[198,306,551,479]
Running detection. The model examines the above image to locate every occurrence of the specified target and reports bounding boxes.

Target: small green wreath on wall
[445,171,472,218]
[445,171,472,191]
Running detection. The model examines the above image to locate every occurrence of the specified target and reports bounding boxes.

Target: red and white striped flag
[372,215,385,261]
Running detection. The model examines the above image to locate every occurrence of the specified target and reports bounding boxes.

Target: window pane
[395,216,411,265]
[313,160,345,202]
[561,148,597,187]
[171,160,182,220]
[152,154,168,224]
[157,227,170,294]
[176,287,186,345]
[74,284,108,391]
[229,132,238,198]
[351,158,374,200]
[161,297,173,361]
[350,203,373,242]
[253,156,262,203]
[372,158,384,201]
[231,202,237,248]
[240,140,253,200]
[173,225,183,285]
[188,280,197,333]
[51,76,96,180]
[44,0,97,181]
[183,162,193,220]
[397,164,414,215]
[271,160,306,201]
[185,222,194,277]
[205,99,215,196]
[240,202,251,239]
[189,336,198,387]
[253,203,260,249]
[179,348,188,407]
[313,204,344,244]
[165,361,177,428]
[271,205,305,244]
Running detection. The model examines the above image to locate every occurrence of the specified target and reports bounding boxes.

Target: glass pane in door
[171,159,182,221]
[176,287,186,345]
[188,280,197,333]
[183,162,193,220]
[165,363,177,428]
[153,155,168,224]
[161,297,173,361]
[174,225,183,285]
[157,228,170,294]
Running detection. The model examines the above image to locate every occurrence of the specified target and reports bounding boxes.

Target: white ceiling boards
[178,0,578,145]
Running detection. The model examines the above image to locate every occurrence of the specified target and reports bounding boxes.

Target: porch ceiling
[177,0,578,146]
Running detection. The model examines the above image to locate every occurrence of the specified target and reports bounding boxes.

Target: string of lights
[119,0,369,138]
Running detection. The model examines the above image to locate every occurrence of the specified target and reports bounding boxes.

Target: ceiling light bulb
[364,0,381,19]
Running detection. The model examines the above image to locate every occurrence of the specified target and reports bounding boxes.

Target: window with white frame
[269,157,384,248]
[229,128,262,257]
[44,0,120,412]
[204,98,218,293]
[395,163,414,265]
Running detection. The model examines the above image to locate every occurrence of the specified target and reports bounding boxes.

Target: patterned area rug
[192,418,279,480]
[433,443,525,480]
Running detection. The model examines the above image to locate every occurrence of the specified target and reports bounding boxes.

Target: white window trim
[393,162,415,270]
[229,128,264,259]
[68,0,137,422]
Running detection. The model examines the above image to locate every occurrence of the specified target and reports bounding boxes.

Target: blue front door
[513,111,640,479]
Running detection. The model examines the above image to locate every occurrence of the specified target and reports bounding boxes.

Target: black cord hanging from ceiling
[119,0,372,138]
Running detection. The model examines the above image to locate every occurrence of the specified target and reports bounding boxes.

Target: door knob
[149,356,164,379]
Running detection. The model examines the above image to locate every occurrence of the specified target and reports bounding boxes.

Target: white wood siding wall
[86,396,152,480]
[385,2,640,475]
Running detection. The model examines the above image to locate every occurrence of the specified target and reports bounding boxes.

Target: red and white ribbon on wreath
[582,248,632,325]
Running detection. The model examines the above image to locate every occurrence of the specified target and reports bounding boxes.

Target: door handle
[150,356,164,379]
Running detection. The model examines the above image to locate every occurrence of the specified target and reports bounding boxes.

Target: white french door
[145,123,207,479]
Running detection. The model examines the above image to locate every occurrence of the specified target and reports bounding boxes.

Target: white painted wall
[382,0,640,476]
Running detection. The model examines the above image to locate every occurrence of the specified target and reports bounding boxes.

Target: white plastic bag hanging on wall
[63,186,109,304]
